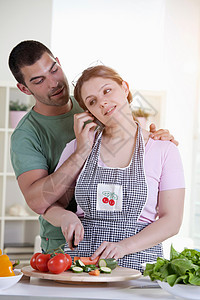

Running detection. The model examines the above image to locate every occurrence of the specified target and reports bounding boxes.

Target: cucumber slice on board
[84,265,98,273]
[85,264,96,269]
[75,259,85,268]
[72,266,84,273]
[100,267,112,274]
[83,266,92,273]
[69,264,76,270]
[98,258,118,270]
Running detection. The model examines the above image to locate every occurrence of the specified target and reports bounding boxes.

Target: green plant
[144,244,200,286]
[9,100,29,111]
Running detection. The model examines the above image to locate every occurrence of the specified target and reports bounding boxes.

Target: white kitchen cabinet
[0,82,39,252]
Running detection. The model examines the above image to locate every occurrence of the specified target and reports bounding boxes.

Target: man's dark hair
[8,40,54,85]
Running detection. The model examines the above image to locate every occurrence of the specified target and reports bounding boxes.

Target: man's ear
[17,83,32,95]
[122,81,129,97]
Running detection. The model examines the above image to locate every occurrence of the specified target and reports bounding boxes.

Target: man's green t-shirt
[10,97,83,252]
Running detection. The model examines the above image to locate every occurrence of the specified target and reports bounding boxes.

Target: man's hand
[61,212,84,250]
[43,204,84,249]
[149,123,179,146]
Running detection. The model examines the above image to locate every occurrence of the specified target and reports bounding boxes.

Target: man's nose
[48,76,58,89]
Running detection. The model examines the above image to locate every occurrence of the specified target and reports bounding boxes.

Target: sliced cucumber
[100,267,112,274]
[84,266,92,273]
[85,264,96,269]
[84,265,98,273]
[72,266,84,273]
[69,264,76,270]
[98,258,118,270]
[75,259,85,268]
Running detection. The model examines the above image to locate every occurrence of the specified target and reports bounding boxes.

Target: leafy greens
[143,244,200,286]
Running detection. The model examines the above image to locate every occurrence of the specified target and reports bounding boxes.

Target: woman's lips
[104,105,116,116]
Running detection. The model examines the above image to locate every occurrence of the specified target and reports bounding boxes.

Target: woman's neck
[100,117,138,168]
[103,116,138,140]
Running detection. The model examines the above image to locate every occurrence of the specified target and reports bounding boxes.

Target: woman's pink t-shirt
[56,138,185,223]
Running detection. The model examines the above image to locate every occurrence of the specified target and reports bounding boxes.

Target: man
[8,40,176,252]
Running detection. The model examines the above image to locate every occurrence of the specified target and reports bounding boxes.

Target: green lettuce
[143,245,200,286]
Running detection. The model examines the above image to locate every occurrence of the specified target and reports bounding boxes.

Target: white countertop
[0,273,179,300]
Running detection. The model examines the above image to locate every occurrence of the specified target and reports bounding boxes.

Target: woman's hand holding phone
[74,112,97,160]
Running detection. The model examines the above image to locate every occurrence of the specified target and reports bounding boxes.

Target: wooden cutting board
[22,265,141,283]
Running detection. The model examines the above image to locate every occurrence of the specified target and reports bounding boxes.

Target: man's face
[20,52,69,107]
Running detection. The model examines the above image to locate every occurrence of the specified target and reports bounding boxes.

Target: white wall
[52,0,166,89]
[163,0,200,238]
[0,0,53,82]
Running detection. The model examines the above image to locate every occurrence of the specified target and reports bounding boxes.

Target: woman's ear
[17,83,32,95]
[56,57,61,65]
[122,81,129,97]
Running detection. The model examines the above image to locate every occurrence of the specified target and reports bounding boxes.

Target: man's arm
[18,151,85,214]
[18,112,97,215]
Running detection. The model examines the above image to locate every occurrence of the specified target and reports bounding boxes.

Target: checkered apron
[65,124,163,272]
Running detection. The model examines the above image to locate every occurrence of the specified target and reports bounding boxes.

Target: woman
[43,65,185,272]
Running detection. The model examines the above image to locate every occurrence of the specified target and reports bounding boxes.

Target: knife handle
[72,233,78,248]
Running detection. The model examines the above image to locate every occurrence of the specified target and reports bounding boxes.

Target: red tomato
[30,252,41,270]
[65,253,72,270]
[47,253,67,274]
[36,253,51,272]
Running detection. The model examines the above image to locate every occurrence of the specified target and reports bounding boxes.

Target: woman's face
[81,77,129,125]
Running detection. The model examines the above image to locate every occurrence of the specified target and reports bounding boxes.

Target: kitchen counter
[0,273,179,300]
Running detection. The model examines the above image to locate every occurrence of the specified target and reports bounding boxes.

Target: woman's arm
[122,188,185,254]
[91,188,185,260]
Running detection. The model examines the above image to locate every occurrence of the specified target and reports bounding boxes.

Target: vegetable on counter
[36,253,51,272]
[71,257,118,275]
[72,259,98,274]
[74,256,100,266]
[84,265,97,273]
[12,259,20,269]
[47,253,68,274]
[75,259,86,268]
[30,252,41,270]
[72,266,84,273]
[64,254,72,271]
[99,266,112,274]
[29,243,72,274]
[98,258,118,270]
[89,269,100,276]
[30,244,118,277]
[144,244,200,287]
[0,250,15,277]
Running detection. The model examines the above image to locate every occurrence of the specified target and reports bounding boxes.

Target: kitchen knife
[72,233,80,257]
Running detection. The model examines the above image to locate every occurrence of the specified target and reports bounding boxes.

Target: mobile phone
[94,117,104,130]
